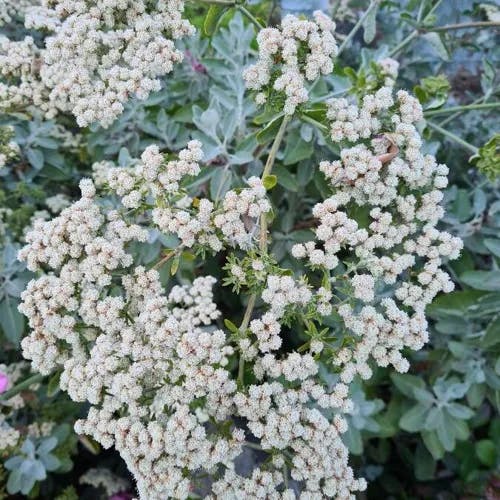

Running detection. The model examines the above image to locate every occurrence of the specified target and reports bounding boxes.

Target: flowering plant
[0,0,499,498]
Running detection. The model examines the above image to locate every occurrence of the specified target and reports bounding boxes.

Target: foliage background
[0,0,499,498]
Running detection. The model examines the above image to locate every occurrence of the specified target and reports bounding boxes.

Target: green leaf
[428,290,486,317]
[363,4,378,44]
[476,439,497,467]
[6,469,22,494]
[283,134,314,165]
[446,403,474,420]
[470,133,500,180]
[452,188,472,222]
[422,32,449,60]
[461,270,500,291]
[390,372,425,395]
[204,5,229,36]
[482,316,500,348]
[0,296,24,345]
[47,371,61,397]
[254,110,282,125]
[301,106,327,123]
[256,115,284,145]
[263,175,277,190]
[484,238,500,258]
[421,430,445,460]
[210,168,232,200]
[224,319,239,333]
[26,148,44,170]
[466,383,486,408]
[170,255,180,276]
[273,165,298,192]
[399,404,428,432]
[414,442,436,481]
[436,412,455,451]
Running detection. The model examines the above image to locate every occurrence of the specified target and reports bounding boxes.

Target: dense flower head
[292,86,462,381]
[0,36,56,116]
[33,0,194,127]
[0,0,37,26]
[17,139,370,498]
[244,10,338,114]
[0,0,194,126]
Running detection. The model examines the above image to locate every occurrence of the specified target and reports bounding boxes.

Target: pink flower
[0,372,9,393]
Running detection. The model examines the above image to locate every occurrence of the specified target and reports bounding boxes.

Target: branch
[426,21,500,32]
[424,102,500,117]
[337,0,380,56]
[236,5,265,30]
[237,115,292,387]
[426,121,478,154]
[151,249,177,270]
[389,20,499,56]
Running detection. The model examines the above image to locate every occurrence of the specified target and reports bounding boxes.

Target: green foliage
[0,0,499,498]
[5,438,60,495]
[470,133,500,180]
[414,74,450,108]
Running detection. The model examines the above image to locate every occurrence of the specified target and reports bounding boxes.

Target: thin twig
[152,250,176,270]
[390,20,499,57]
[426,121,478,155]
[424,102,500,117]
[236,4,265,29]
[439,91,498,127]
[337,0,380,57]
[237,115,292,387]
[427,21,500,32]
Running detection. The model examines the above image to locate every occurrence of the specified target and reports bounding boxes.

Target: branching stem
[236,4,265,29]
[424,102,500,117]
[426,121,478,154]
[237,115,291,387]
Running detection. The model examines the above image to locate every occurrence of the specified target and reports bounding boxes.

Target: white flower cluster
[18,178,246,499]
[244,10,337,114]
[45,193,70,213]
[0,0,193,126]
[29,0,194,127]
[0,125,20,169]
[261,274,312,318]
[18,136,369,497]
[213,176,271,249]
[378,57,399,87]
[231,356,366,498]
[0,36,55,116]
[0,0,37,26]
[293,87,462,379]
[107,141,273,252]
[0,419,19,450]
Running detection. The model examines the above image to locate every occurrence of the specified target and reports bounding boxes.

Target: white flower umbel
[18,140,367,498]
[28,0,194,127]
[0,35,56,117]
[243,10,338,114]
[293,87,462,382]
[0,0,37,26]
